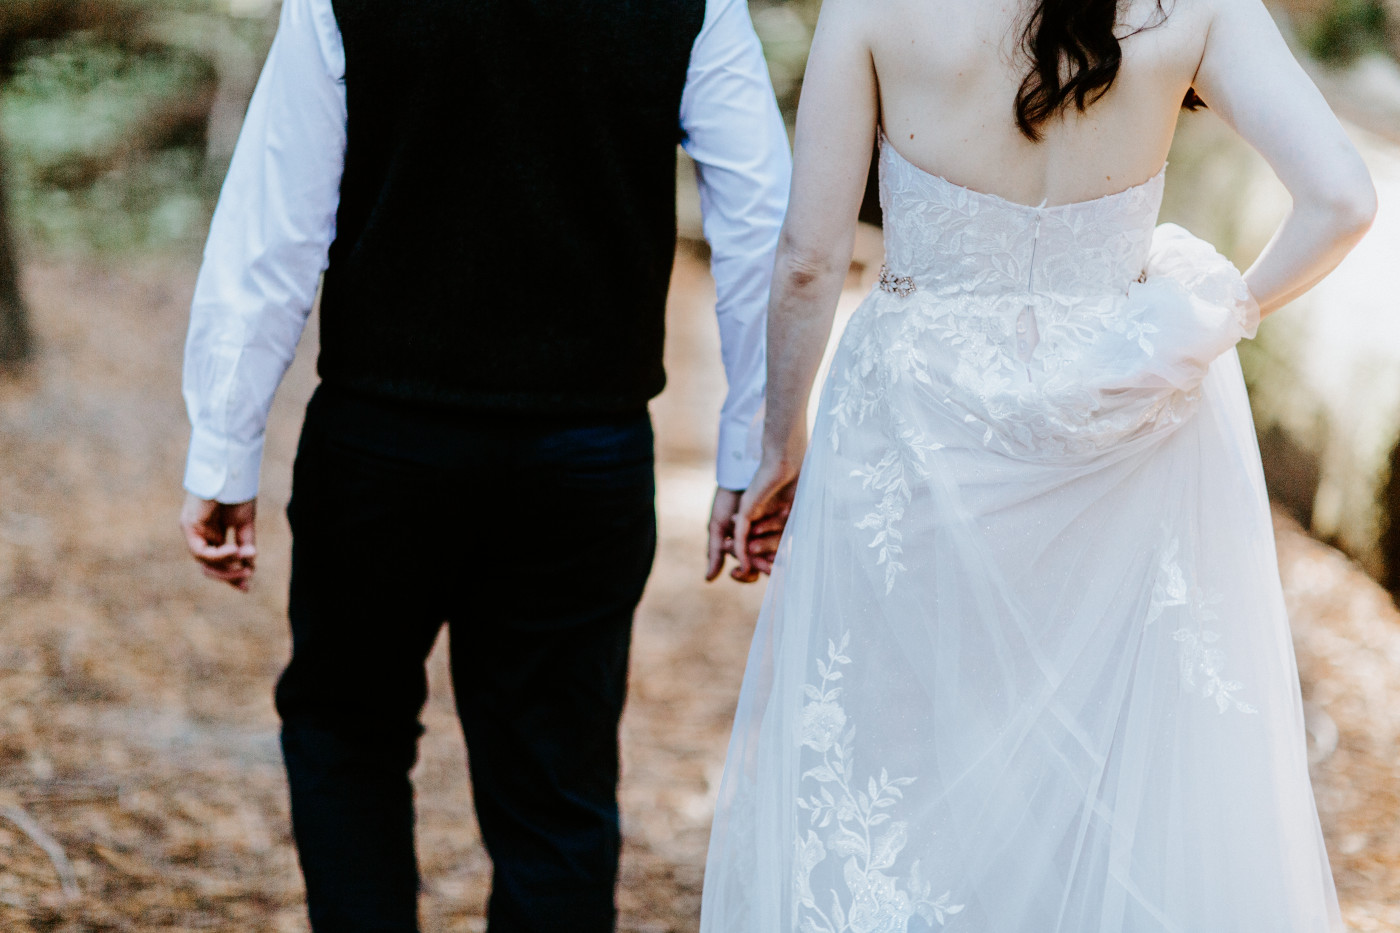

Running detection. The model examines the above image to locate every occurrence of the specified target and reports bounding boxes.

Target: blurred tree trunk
[0,145,29,369]
[0,0,141,371]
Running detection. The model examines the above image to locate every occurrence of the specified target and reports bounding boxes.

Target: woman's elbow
[1339,176,1379,237]
[774,245,844,296]
[1321,163,1378,238]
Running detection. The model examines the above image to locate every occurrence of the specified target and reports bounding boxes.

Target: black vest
[320,0,706,414]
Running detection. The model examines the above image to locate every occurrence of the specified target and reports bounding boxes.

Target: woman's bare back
[870,0,1212,206]
[751,0,1372,480]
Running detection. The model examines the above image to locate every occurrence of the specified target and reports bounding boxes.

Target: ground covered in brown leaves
[0,246,1397,931]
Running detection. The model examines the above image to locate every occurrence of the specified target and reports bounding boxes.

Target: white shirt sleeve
[680,0,792,491]
[181,0,347,503]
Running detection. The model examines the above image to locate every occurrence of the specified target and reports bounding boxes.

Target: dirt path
[0,246,1396,931]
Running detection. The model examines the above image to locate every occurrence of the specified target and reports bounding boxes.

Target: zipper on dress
[1015,209,1045,381]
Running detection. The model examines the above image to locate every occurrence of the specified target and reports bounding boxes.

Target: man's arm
[679,0,792,582]
[180,0,347,588]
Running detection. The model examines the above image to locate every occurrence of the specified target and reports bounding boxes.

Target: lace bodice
[879,137,1165,300]
[824,135,1258,463]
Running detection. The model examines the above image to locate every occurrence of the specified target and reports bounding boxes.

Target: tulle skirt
[698,228,1342,933]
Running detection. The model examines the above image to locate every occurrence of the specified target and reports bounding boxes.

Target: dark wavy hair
[1015,0,1204,141]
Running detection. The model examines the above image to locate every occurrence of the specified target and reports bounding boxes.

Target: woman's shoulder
[818,0,967,33]
[1183,0,1279,37]
[1120,0,1215,45]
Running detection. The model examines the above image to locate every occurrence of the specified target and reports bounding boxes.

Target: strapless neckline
[877,130,1167,214]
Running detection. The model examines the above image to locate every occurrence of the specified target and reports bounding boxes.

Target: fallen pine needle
[2,804,80,903]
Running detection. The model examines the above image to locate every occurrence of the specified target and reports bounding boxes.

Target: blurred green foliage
[1,41,210,252]
[0,0,274,253]
[6,0,1388,255]
[4,38,211,167]
[1303,0,1390,64]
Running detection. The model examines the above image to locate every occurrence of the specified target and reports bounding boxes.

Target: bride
[701,0,1374,929]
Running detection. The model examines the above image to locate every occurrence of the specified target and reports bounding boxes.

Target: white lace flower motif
[801,700,848,754]
[794,633,964,932]
[843,859,912,933]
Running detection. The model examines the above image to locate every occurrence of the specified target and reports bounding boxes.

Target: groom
[177,0,790,930]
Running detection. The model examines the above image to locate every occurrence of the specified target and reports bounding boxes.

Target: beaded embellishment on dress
[877,264,916,297]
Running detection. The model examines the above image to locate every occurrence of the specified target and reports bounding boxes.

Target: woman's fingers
[732,466,801,579]
[748,511,789,538]
[730,565,762,583]
[707,470,796,584]
[746,530,781,555]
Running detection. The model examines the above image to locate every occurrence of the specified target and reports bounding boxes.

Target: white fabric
[183,0,790,503]
[699,138,1341,933]
[181,0,345,503]
[682,0,792,489]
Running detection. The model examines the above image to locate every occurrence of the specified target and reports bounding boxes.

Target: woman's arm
[1193,0,1377,317]
[733,0,878,573]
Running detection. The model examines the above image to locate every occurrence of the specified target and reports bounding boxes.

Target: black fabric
[277,386,657,933]
[320,0,706,415]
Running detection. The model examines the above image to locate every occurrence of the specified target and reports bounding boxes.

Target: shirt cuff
[716,410,763,491]
[183,425,264,504]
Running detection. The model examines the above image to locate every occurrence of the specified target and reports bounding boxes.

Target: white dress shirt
[183,0,791,503]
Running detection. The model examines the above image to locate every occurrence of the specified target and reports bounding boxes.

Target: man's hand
[181,493,258,592]
[706,479,794,585]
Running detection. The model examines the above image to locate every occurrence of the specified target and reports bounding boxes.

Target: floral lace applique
[850,416,945,594]
[795,633,964,932]
[1172,628,1259,715]
[1145,533,1189,626]
[1148,531,1259,715]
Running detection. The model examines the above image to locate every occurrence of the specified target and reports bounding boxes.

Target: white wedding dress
[698,135,1343,933]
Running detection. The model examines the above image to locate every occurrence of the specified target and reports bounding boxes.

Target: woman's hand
[707,483,794,583]
[731,457,802,581]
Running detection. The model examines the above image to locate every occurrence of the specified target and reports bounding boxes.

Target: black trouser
[275,386,657,933]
